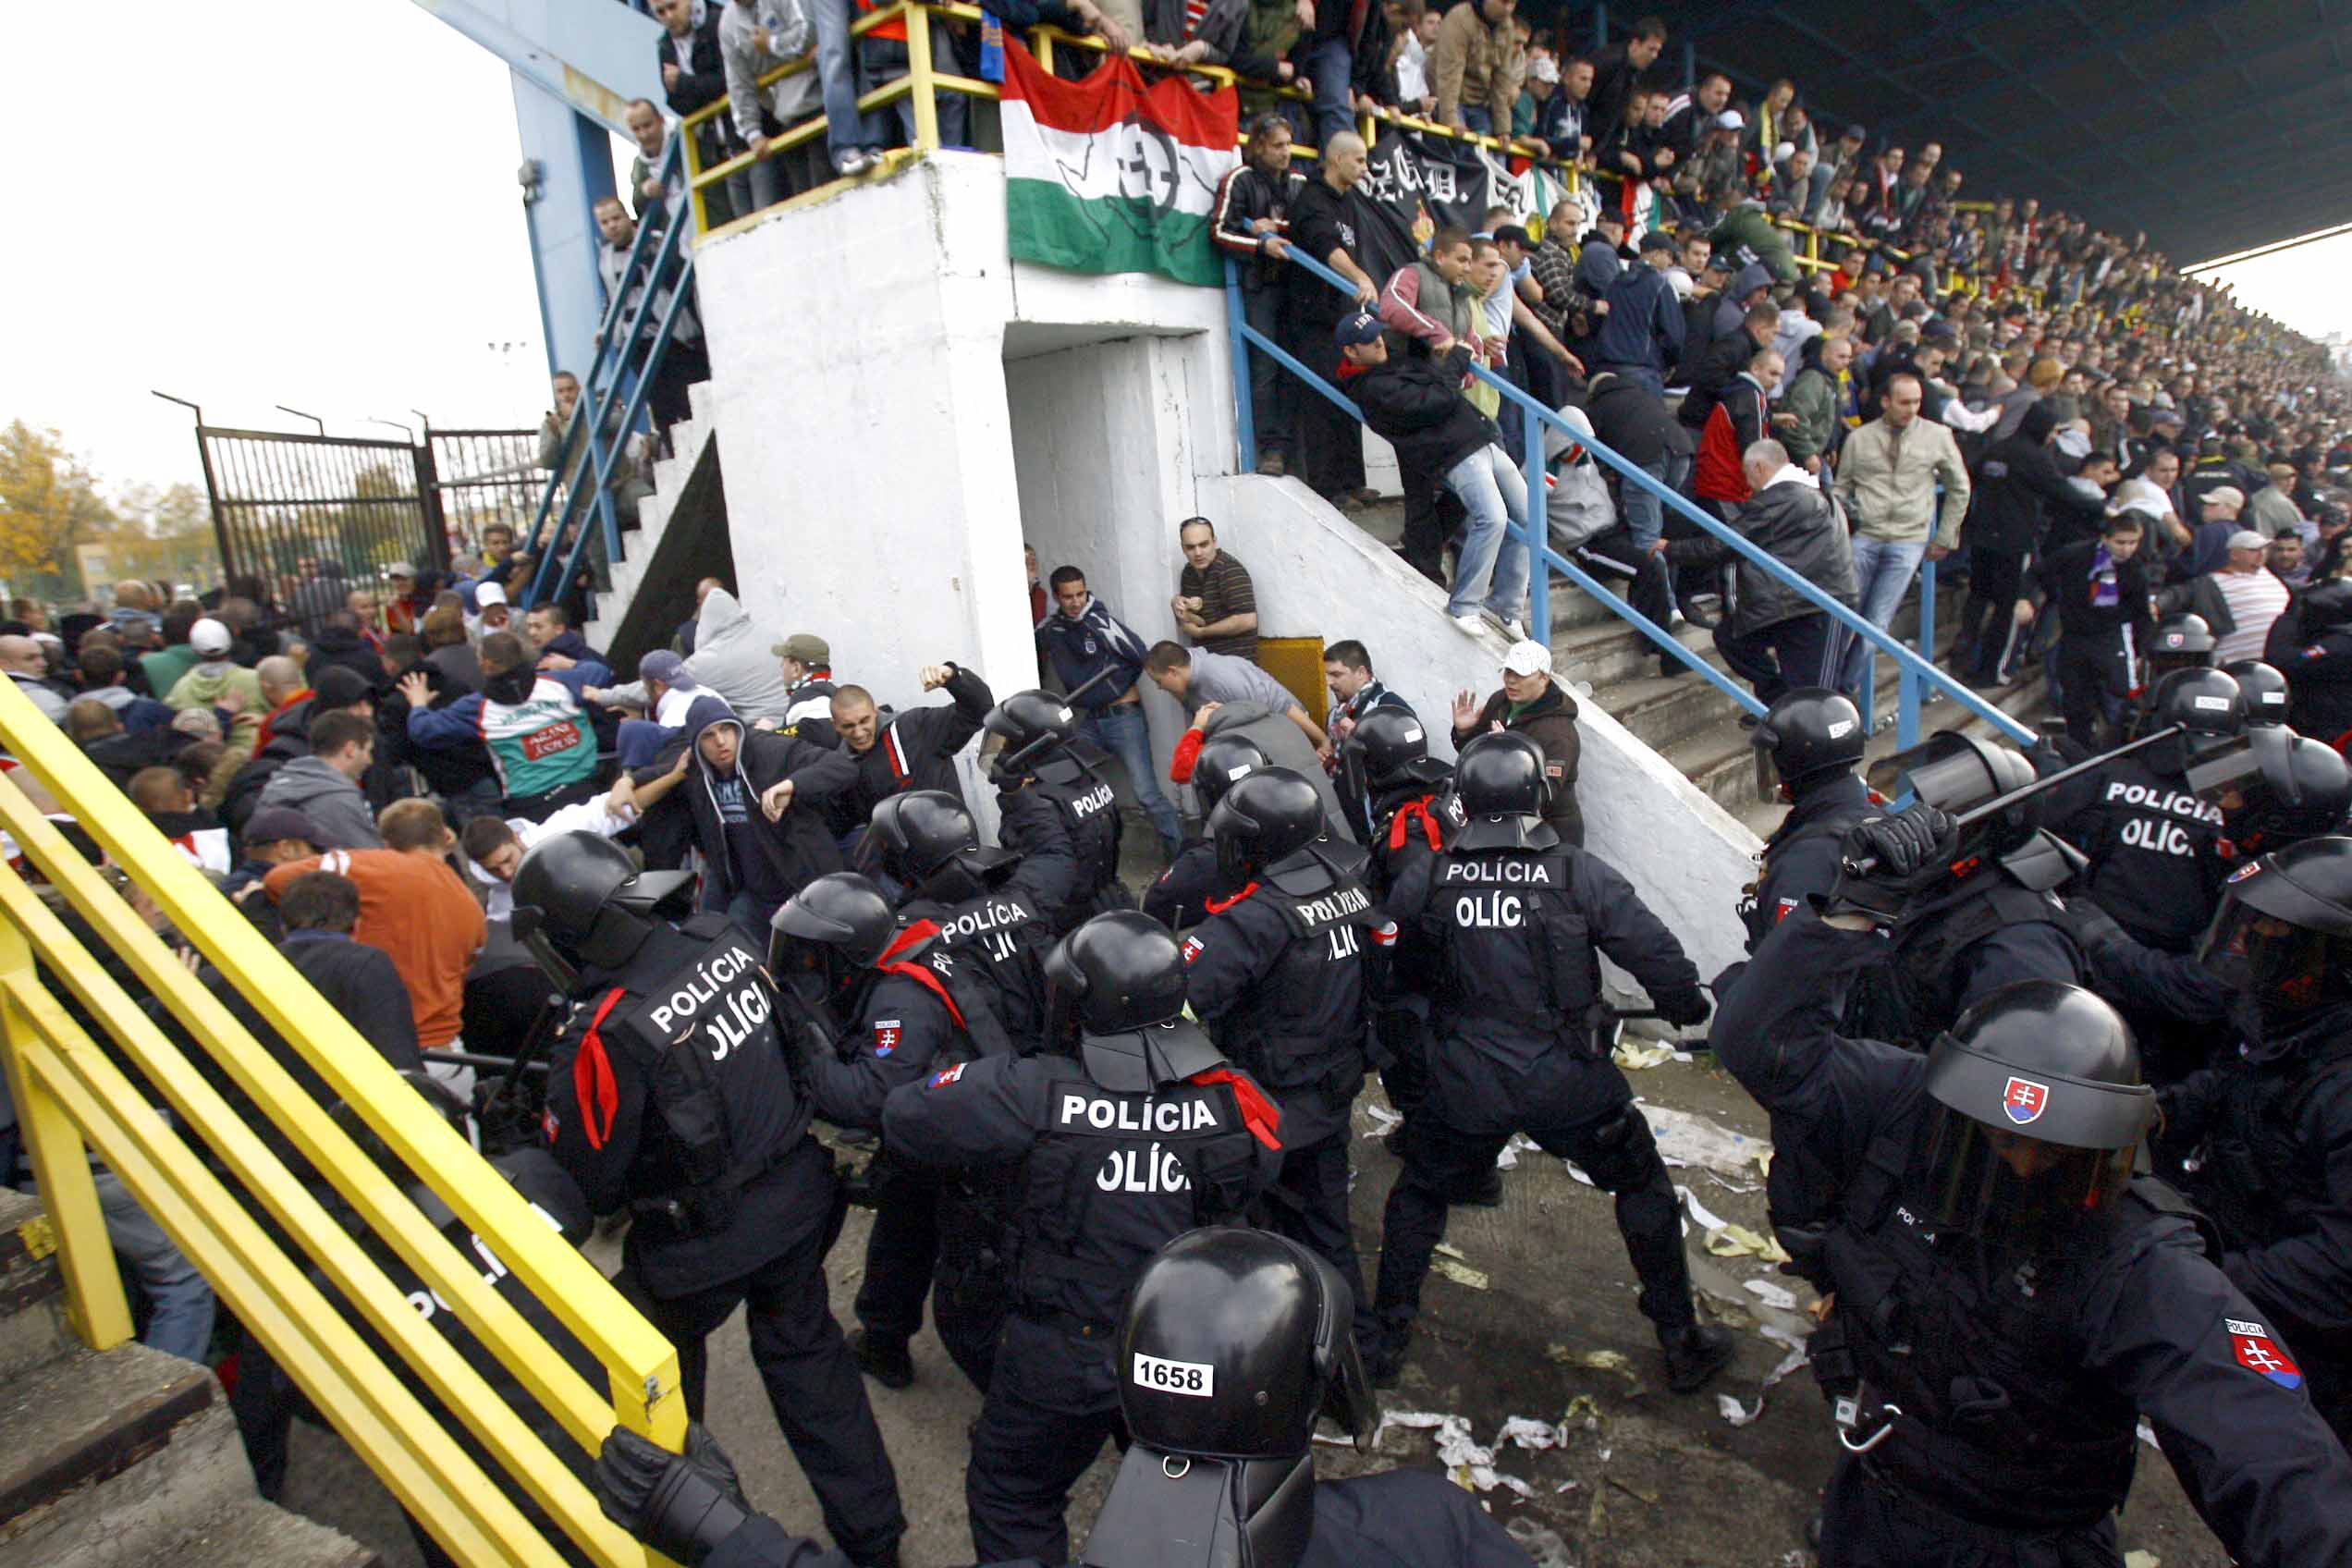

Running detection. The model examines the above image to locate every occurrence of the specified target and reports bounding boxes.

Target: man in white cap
[611,649,703,769]
[1450,639,1583,845]
[163,619,264,718]
[466,580,513,642]
[2164,528,2292,666]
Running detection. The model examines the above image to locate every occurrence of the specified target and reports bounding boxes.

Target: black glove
[1825,804,1959,925]
[1654,986,1713,1029]
[595,1423,752,1568]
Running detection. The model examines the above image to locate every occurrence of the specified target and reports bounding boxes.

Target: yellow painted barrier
[0,674,685,1568]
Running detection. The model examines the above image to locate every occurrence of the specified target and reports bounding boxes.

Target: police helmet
[2299,579,2352,638]
[1080,1229,1374,1568]
[867,790,986,888]
[1917,981,2153,1254]
[2146,612,2217,678]
[510,831,694,976]
[2221,660,2291,728]
[2150,665,2246,738]
[2227,734,2352,853]
[1209,769,1325,885]
[2197,836,2352,1018]
[1341,707,1448,793]
[1752,688,1866,802]
[1044,913,1224,1090]
[1192,734,1270,814]
[985,690,1078,780]
[1869,729,2039,852]
[769,873,900,993]
[1451,731,1557,851]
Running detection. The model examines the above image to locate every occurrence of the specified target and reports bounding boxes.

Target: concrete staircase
[0,1189,377,1568]
[1343,493,2048,838]
[582,377,730,673]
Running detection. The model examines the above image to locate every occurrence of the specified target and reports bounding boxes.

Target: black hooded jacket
[1966,403,2103,556]
[679,694,857,913]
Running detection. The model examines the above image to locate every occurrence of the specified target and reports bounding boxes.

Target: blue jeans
[813,0,885,165]
[617,717,680,770]
[1838,535,1927,694]
[1080,703,1182,853]
[1462,104,1494,135]
[1444,445,1532,621]
[1304,36,1355,148]
[862,28,969,148]
[1621,450,1690,551]
[96,1171,214,1364]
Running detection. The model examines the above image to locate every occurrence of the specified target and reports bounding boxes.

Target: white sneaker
[1452,612,1486,635]
[1499,616,1529,641]
[839,149,876,177]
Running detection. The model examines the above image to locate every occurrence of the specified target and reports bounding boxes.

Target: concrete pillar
[512,81,619,382]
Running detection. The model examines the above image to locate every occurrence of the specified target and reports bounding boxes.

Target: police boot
[1364,1327,1409,1390]
[1660,1323,1734,1394]
[848,1329,915,1390]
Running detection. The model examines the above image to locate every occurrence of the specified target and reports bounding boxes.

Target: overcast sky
[5,5,2346,498]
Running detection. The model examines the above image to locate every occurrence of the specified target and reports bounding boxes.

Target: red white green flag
[1000,39,1240,287]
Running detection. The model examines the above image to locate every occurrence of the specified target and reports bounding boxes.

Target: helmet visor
[2197,894,2352,1013]
[1916,1100,2136,1254]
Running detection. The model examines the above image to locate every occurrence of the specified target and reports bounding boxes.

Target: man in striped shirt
[1174,517,1262,662]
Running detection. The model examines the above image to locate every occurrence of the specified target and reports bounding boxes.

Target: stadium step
[0,1190,379,1568]
[1335,490,2047,821]
[585,375,727,668]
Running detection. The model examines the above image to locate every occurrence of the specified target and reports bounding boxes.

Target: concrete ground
[280,1034,2235,1568]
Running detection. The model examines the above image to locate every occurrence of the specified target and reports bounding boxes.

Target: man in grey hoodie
[255,709,384,851]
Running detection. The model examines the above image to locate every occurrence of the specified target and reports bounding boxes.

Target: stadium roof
[1625,0,2352,265]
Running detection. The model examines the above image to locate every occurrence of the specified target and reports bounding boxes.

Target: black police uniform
[1742,771,1874,950]
[996,747,1128,937]
[880,1040,1282,1564]
[2270,625,2352,743]
[1361,777,1461,1121]
[2168,999,2352,1441]
[1374,840,1709,1353]
[1183,856,1380,1350]
[1140,836,1234,929]
[1716,908,2352,1567]
[2048,749,2232,952]
[798,925,1016,1392]
[545,913,905,1564]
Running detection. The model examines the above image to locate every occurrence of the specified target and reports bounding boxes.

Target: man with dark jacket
[820,663,995,837]
[653,0,746,228]
[1283,134,1382,510]
[1339,313,1529,635]
[2036,513,2155,748]
[1588,232,1684,395]
[1956,401,2104,686]
[677,694,859,931]
[1035,568,1181,856]
[1449,640,1582,846]
[1680,300,1778,435]
[1690,343,1781,518]
[1663,439,1857,704]
[1214,113,1305,477]
[1584,369,1693,553]
[2265,579,2352,743]
[305,612,386,695]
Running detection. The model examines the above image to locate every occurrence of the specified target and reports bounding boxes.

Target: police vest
[868,927,1017,1066]
[1844,874,2066,1050]
[1035,753,1123,895]
[1011,1059,1268,1330]
[593,915,810,1236]
[1213,877,1375,1101]
[2072,756,2227,950]
[1814,1126,2183,1530]
[910,885,1054,1045]
[1432,851,1601,1035]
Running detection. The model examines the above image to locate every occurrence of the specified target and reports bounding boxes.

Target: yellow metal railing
[0,677,685,1568]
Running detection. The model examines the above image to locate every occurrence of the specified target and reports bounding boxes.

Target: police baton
[1843,723,2243,876]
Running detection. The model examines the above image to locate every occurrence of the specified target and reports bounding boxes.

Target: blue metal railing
[514,138,699,613]
[1230,251,2031,751]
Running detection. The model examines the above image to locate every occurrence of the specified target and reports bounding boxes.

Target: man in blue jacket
[1589,232,1685,396]
[1035,566,1181,856]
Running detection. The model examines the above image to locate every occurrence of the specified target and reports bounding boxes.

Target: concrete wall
[692,148,1756,980]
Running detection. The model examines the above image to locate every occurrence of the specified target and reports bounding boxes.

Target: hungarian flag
[1001,39,1239,287]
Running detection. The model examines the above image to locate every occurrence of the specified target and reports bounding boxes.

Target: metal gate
[425,428,543,558]
[193,427,450,616]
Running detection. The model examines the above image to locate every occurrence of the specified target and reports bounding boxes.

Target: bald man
[1285,130,1383,511]
[0,634,67,722]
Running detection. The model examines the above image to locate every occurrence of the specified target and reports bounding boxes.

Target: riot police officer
[1183,768,1379,1351]
[2267,577,2352,741]
[2129,612,2218,734]
[880,911,1283,1566]
[984,690,1128,937]
[1739,688,1874,952]
[1371,733,1727,1392]
[1141,731,1267,929]
[591,1227,1539,1568]
[771,871,1011,1392]
[2164,835,2352,1441]
[1716,804,2352,1567]
[2222,658,2292,729]
[2048,667,2246,953]
[1342,707,1460,1131]
[1079,1227,1537,1568]
[1839,729,2088,1047]
[512,833,905,1568]
[868,789,1058,1044]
